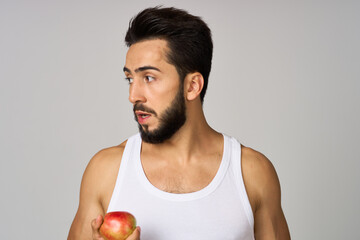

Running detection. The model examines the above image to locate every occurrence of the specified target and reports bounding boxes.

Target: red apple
[99,211,137,240]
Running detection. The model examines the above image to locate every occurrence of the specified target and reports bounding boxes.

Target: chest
[141,155,222,193]
[143,163,217,193]
[136,199,254,240]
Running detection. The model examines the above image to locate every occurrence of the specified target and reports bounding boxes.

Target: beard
[133,85,186,144]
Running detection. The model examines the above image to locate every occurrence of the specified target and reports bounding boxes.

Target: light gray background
[1,0,359,239]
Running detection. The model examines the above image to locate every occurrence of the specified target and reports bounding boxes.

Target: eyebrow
[123,66,161,74]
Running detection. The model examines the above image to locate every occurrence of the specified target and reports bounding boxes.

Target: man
[68,7,290,240]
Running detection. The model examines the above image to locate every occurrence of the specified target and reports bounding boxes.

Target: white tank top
[107,133,254,240]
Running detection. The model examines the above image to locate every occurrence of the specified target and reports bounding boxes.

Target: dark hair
[125,6,213,103]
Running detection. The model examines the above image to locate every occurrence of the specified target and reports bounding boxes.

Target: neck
[141,101,222,161]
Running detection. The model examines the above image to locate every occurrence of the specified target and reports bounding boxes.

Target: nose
[128,80,146,104]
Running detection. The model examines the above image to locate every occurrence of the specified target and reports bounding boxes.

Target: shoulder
[240,145,291,239]
[241,146,277,181]
[82,140,128,207]
[85,140,127,178]
[87,141,127,171]
[241,145,281,212]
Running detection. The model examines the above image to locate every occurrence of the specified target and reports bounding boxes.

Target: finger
[91,215,103,230]
[91,215,104,239]
[126,226,141,240]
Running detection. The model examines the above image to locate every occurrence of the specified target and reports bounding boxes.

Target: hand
[126,226,141,240]
[91,215,141,240]
[91,215,104,240]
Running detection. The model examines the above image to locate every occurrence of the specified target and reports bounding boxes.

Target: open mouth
[135,111,151,123]
[136,112,151,118]
[139,113,150,118]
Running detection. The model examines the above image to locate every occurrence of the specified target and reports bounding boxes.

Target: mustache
[133,103,157,116]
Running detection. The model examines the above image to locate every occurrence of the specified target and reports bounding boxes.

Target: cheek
[151,94,174,116]
[149,84,179,102]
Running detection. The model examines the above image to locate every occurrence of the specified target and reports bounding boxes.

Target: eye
[144,76,155,83]
[125,77,133,84]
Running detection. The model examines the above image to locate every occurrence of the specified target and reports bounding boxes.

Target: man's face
[124,39,186,143]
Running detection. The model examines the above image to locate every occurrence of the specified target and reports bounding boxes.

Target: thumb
[92,215,103,230]
[91,215,104,239]
[127,226,141,240]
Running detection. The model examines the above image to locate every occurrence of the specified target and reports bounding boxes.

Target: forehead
[125,39,170,69]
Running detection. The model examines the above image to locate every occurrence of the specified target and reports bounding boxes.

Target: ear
[184,72,204,101]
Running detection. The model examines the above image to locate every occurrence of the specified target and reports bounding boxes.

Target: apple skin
[99,211,137,240]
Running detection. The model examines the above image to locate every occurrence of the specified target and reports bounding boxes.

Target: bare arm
[242,147,291,240]
[68,145,125,240]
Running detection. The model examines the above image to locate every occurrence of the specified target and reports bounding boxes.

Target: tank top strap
[107,133,140,212]
[229,137,255,229]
